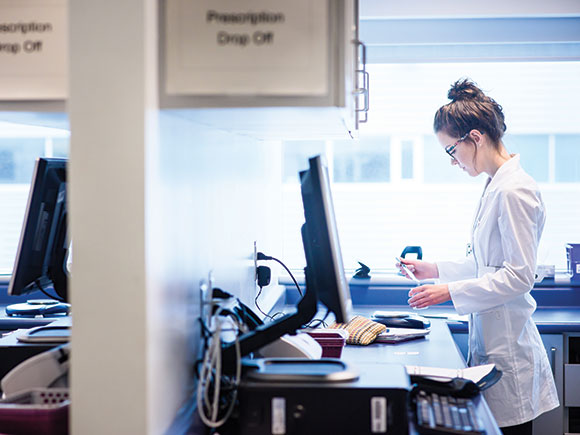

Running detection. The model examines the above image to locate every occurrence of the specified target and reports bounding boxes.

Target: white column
[69,0,158,433]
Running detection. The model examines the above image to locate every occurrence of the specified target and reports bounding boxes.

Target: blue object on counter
[353,261,371,279]
[567,243,580,281]
[401,245,422,260]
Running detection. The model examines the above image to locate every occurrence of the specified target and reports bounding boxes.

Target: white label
[371,396,387,433]
[271,397,286,435]
[576,263,580,274]
[165,0,328,96]
[0,0,67,100]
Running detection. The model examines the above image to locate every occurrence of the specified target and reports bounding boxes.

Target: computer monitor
[8,157,69,303]
[222,155,352,368]
[299,155,352,323]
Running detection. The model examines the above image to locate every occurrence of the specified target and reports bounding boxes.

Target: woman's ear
[470,129,484,146]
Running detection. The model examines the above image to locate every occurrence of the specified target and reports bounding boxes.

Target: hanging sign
[165,0,329,96]
[0,0,67,100]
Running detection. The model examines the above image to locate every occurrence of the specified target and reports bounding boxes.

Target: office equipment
[567,243,580,281]
[406,364,501,392]
[1,344,69,397]
[15,325,70,344]
[220,155,353,369]
[236,362,409,435]
[401,245,423,260]
[6,302,70,317]
[409,364,501,434]
[353,261,371,279]
[244,358,358,383]
[8,158,69,304]
[412,389,484,435]
[372,311,431,329]
[375,327,430,344]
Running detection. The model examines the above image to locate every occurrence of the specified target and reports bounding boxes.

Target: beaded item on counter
[329,315,387,345]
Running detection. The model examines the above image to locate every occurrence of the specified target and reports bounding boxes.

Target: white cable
[204,328,220,412]
[197,306,242,429]
[211,320,222,422]
[197,311,221,427]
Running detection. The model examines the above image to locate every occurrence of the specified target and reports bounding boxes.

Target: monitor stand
[221,267,318,373]
[6,300,71,317]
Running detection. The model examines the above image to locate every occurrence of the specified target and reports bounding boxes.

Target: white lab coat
[436,155,559,427]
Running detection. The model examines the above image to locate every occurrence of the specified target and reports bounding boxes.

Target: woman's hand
[396,258,439,280]
[408,284,451,309]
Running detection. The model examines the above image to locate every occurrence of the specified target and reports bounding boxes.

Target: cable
[257,252,303,296]
[196,306,242,429]
[304,307,331,329]
[34,280,66,302]
[254,285,274,321]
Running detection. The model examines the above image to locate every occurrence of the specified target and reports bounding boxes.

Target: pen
[395,257,420,284]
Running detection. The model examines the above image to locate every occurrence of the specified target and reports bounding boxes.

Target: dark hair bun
[448,78,483,102]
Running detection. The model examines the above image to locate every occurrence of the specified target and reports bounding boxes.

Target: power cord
[304,307,331,329]
[34,280,66,302]
[257,252,303,297]
[254,285,274,321]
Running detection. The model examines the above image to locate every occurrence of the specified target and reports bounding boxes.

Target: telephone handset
[410,365,502,398]
[410,375,481,398]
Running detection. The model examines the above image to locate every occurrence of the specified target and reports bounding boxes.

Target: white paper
[405,363,496,383]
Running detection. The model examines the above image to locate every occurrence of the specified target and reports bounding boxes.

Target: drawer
[565,364,580,406]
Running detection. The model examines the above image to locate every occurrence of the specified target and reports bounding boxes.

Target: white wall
[147,113,282,432]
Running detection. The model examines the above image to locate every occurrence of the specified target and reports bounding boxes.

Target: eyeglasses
[444,133,469,160]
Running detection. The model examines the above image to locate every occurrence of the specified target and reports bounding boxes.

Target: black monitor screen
[8,158,68,302]
[300,155,352,323]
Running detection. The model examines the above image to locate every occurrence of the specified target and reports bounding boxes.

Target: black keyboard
[413,389,485,435]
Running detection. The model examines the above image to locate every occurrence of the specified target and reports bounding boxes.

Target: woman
[401,79,559,435]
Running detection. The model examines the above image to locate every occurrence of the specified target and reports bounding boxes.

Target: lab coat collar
[484,154,520,194]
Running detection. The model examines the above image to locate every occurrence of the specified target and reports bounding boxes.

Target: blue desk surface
[282,273,580,334]
[342,308,501,434]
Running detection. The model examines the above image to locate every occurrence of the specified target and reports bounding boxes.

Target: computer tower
[234,361,410,435]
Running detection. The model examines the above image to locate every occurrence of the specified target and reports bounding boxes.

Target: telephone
[1,344,70,398]
[409,365,502,398]
[410,375,481,398]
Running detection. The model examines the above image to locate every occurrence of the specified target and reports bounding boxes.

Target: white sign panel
[165,0,329,96]
[0,0,67,100]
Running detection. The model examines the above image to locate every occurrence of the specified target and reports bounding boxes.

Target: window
[0,121,70,274]
[282,59,580,272]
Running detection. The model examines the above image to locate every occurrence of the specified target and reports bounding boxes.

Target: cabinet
[452,332,566,435]
[565,334,580,435]
[159,0,363,139]
[534,334,564,435]
[0,0,67,115]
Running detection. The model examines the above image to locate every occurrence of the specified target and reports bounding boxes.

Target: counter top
[340,310,501,434]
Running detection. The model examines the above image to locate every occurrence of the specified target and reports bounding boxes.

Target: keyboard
[413,389,485,435]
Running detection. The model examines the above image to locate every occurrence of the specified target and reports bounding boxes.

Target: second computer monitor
[300,155,353,323]
[8,157,68,302]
